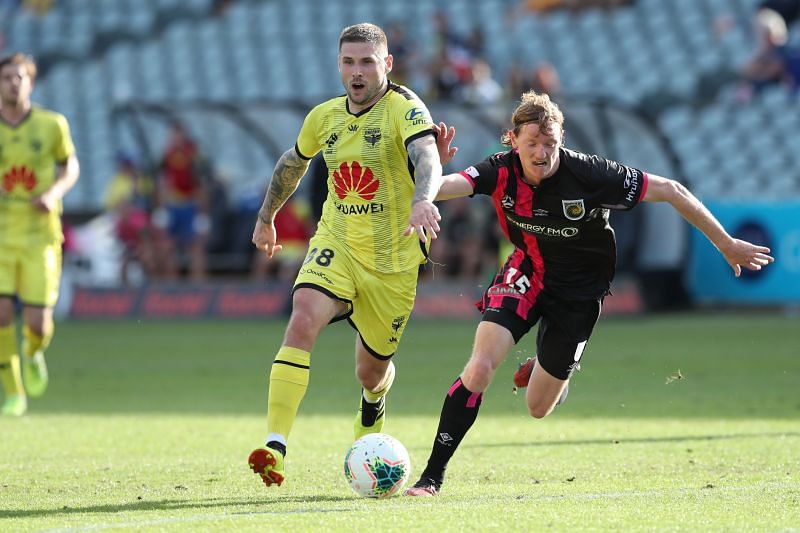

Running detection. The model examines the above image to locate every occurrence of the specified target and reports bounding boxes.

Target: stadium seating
[3,0,798,212]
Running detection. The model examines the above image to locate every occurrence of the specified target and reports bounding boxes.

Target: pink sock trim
[466,392,481,408]
[447,378,482,408]
[447,378,462,397]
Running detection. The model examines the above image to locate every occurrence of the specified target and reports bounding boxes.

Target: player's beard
[347,79,386,108]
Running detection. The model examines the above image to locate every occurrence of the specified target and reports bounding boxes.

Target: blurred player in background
[405,91,774,496]
[0,53,80,416]
[248,23,443,488]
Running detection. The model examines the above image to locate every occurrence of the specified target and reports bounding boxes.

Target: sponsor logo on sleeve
[625,169,641,203]
[404,107,431,126]
[464,166,480,178]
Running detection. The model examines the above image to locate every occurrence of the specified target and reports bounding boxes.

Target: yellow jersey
[296,82,434,273]
[0,106,75,247]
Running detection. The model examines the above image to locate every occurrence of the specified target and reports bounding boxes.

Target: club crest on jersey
[501,195,515,209]
[391,315,406,333]
[562,199,585,220]
[363,127,381,147]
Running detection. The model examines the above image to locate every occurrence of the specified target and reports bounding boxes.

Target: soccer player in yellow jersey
[248,23,443,487]
[0,54,80,416]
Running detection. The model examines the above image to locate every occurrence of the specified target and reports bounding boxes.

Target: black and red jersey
[461,147,649,300]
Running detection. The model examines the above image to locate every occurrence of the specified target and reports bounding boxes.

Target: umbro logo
[437,432,453,446]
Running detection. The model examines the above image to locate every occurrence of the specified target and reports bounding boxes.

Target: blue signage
[687,201,800,304]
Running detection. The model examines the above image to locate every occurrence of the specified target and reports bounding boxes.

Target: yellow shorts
[293,233,418,358]
[0,242,62,307]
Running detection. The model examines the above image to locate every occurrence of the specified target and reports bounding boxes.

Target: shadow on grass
[459,431,800,450]
[0,495,356,520]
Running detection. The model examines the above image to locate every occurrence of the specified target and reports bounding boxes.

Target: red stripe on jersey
[511,168,545,310]
[640,172,650,202]
[458,170,476,188]
[493,166,511,241]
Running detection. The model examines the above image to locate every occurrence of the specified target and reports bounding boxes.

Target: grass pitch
[1,312,798,532]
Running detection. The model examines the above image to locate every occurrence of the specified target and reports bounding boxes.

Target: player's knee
[461,356,494,391]
[527,403,553,420]
[284,310,322,344]
[354,363,374,388]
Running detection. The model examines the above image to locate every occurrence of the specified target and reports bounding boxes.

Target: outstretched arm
[643,174,774,276]
[252,147,311,258]
[404,134,443,243]
[432,121,472,201]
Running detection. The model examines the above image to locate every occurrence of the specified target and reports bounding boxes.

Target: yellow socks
[267,346,311,439]
[22,324,52,358]
[0,326,23,397]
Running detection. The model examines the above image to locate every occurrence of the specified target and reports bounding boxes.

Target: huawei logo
[2,165,37,192]
[333,161,379,201]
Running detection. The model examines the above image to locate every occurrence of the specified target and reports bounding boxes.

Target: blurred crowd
[88,119,497,286]
[728,0,800,102]
[47,0,800,287]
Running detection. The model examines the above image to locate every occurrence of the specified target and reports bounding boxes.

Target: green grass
[1,313,798,532]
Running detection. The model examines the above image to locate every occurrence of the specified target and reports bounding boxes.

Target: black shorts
[480,289,602,380]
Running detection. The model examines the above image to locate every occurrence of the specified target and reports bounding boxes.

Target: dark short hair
[339,23,388,53]
[0,53,37,81]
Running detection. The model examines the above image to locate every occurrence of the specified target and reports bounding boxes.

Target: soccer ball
[344,433,411,498]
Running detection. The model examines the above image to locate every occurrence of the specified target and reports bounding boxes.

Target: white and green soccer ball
[344,433,411,498]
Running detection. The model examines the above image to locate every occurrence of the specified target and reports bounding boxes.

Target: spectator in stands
[21,0,52,15]
[461,58,504,105]
[520,0,633,13]
[212,0,235,17]
[758,0,800,28]
[386,22,415,89]
[154,121,210,281]
[433,196,496,280]
[250,197,312,282]
[103,153,156,285]
[509,61,563,101]
[429,11,479,100]
[737,7,792,101]
[531,62,562,98]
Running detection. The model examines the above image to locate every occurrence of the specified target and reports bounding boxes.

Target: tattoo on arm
[408,136,443,203]
[259,148,310,223]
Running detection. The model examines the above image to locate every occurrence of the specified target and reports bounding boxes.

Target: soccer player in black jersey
[405,90,774,496]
